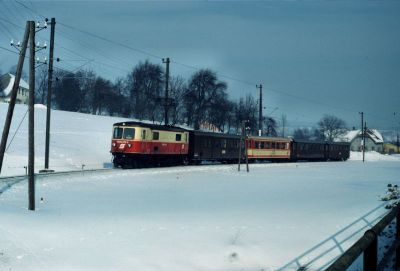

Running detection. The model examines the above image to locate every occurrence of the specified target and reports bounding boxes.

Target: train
[110,121,350,168]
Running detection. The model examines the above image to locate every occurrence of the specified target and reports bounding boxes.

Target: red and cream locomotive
[111,121,189,167]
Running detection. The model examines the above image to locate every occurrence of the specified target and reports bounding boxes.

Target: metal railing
[326,205,400,271]
[277,203,387,270]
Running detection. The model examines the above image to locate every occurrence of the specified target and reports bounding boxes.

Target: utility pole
[162,57,170,125]
[238,122,243,171]
[397,133,399,154]
[238,120,249,172]
[359,112,364,162]
[281,114,287,137]
[245,124,249,172]
[28,20,35,211]
[363,121,367,163]
[0,22,30,174]
[43,17,55,172]
[257,84,262,136]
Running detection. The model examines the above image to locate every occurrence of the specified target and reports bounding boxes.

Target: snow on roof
[368,129,384,143]
[0,73,29,97]
[340,129,384,144]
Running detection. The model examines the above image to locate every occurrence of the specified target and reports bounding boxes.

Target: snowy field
[1,103,400,270]
[0,103,128,176]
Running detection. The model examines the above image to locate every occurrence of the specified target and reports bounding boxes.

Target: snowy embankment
[1,103,400,270]
[0,103,129,176]
[349,151,400,161]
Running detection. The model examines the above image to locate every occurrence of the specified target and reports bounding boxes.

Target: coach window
[153,131,159,140]
[123,128,135,139]
[113,127,123,139]
[255,141,260,149]
[260,142,265,149]
[272,142,276,149]
[222,139,227,148]
[176,134,182,141]
[142,130,146,140]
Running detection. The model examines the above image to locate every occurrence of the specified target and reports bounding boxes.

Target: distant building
[0,73,29,105]
[340,129,384,153]
[384,143,399,154]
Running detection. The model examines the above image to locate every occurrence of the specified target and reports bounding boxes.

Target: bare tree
[234,95,258,134]
[126,60,163,122]
[184,69,228,130]
[317,114,347,142]
[264,116,278,137]
[53,72,81,112]
[293,128,313,140]
[75,69,96,113]
[169,76,187,125]
[35,65,48,104]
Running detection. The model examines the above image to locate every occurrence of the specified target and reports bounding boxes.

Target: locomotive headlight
[127,144,132,148]
[112,143,116,147]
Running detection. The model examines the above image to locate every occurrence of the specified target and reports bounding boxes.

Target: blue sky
[0,0,399,131]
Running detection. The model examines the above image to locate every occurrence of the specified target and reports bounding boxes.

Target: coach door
[141,129,150,154]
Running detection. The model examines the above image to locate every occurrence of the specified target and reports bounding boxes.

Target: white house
[0,73,29,105]
[340,129,384,153]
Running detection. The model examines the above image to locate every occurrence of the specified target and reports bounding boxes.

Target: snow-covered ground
[0,103,129,176]
[1,103,400,271]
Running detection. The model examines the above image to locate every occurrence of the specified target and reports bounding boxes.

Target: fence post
[396,209,400,268]
[363,230,377,271]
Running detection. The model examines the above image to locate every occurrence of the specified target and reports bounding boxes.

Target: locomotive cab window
[176,134,182,141]
[113,127,123,139]
[123,128,135,139]
[153,131,159,140]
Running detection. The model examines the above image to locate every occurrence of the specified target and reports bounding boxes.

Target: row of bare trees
[33,60,278,135]
[293,115,347,142]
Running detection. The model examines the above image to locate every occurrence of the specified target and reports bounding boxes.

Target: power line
[58,22,163,60]
[14,0,46,19]
[6,2,399,129]
[0,45,20,55]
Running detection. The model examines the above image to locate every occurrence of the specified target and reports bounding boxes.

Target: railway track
[0,168,117,196]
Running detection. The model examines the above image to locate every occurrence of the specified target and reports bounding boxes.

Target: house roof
[0,73,29,97]
[340,129,384,144]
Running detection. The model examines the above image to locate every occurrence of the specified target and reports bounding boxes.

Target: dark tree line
[32,60,278,135]
[293,114,347,142]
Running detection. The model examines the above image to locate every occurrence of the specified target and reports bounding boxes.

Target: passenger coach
[247,136,292,161]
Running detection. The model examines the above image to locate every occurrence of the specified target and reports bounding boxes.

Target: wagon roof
[248,136,292,142]
[191,130,241,139]
[293,139,350,145]
[113,121,188,132]
[292,139,326,144]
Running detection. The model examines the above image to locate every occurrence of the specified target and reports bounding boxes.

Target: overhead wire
[8,1,399,130]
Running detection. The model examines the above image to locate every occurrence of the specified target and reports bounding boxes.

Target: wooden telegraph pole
[363,121,366,163]
[359,112,364,163]
[44,18,56,172]
[238,122,243,171]
[257,84,262,136]
[162,57,170,125]
[0,22,30,174]
[28,20,35,211]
